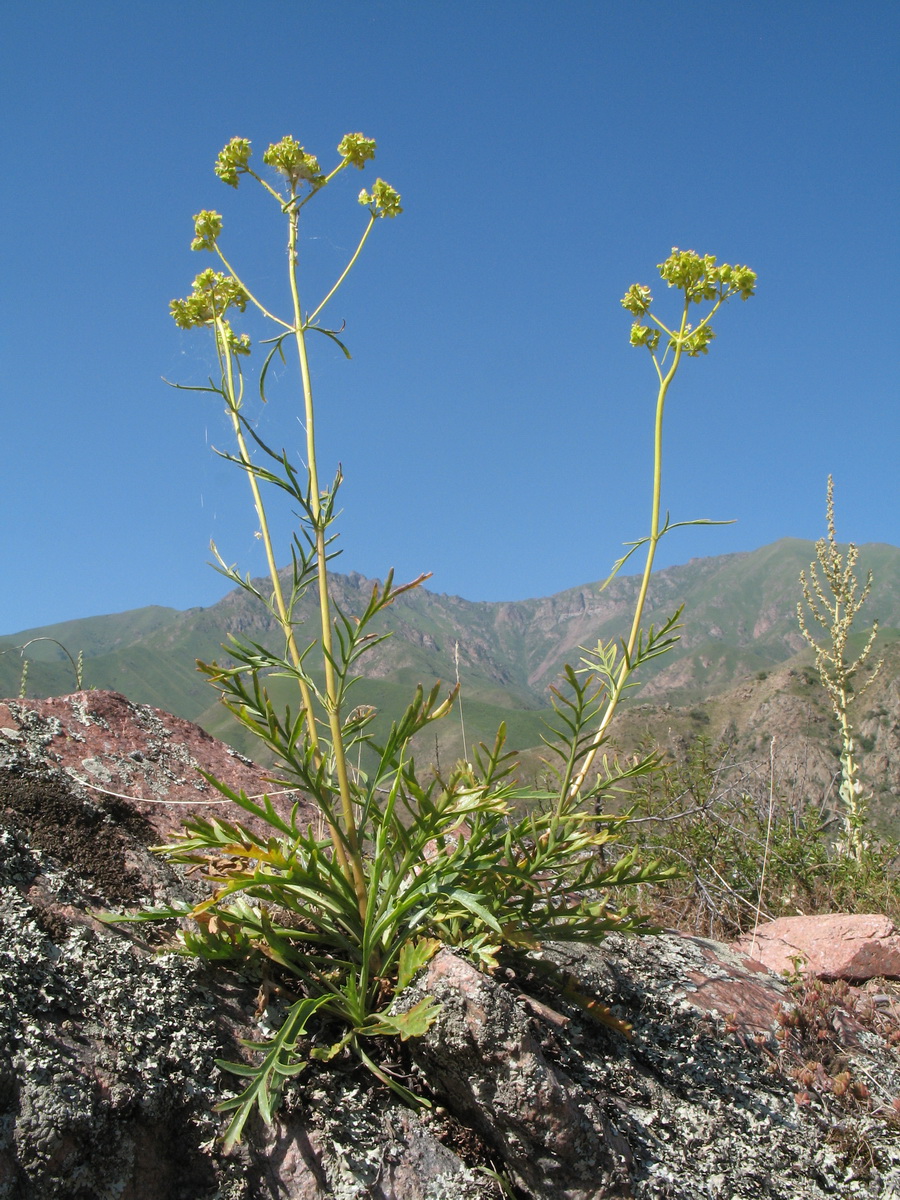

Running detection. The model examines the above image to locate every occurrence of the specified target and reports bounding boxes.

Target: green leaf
[355,1043,430,1108]
[95,904,188,924]
[306,325,352,358]
[215,994,329,1151]
[258,333,290,403]
[445,888,503,933]
[309,1031,352,1062]
[363,996,442,1041]
[396,937,441,990]
[601,537,649,589]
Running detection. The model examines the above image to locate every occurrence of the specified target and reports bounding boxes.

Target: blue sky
[2,2,898,635]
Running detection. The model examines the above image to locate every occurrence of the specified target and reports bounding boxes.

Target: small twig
[625,801,719,826]
[699,856,776,923]
[73,777,301,807]
[750,736,777,959]
[850,1059,898,1108]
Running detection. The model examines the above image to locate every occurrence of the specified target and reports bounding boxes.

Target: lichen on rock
[3,696,900,1198]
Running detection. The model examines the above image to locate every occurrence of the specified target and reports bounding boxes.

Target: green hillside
[4,539,897,793]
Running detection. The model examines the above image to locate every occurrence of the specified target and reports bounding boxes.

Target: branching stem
[213,317,322,756]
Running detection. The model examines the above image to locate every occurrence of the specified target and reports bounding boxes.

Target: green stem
[287,204,368,916]
[567,299,690,799]
[242,166,289,207]
[215,246,292,329]
[214,318,321,761]
[306,214,376,327]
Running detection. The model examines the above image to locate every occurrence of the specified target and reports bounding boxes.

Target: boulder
[2,693,900,1198]
[399,939,900,1198]
[733,914,900,982]
[0,690,315,841]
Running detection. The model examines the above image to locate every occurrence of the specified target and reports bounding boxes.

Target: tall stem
[215,320,321,760]
[567,301,689,799]
[286,205,368,914]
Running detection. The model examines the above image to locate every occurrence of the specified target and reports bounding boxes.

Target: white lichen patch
[0,707,63,768]
[304,1076,494,1200]
[0,820,242,1199]
[68,696,110,729]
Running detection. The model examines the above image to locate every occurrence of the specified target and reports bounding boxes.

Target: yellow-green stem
[287,206,367,914]
[306,214,376,327]
[567,302,689,799]
[216,319,321,759]
[215,246,291,329]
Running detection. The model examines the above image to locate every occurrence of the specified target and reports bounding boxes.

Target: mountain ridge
[4,538,897,712]
[3,537,898,824]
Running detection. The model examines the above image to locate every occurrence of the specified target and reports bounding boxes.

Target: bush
[618,734,900,939]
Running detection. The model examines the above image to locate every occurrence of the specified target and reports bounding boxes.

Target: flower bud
[215,138,252,188]
[621,284,652,316]
[358,179,403,218]
[338,133,377,168]
[191,210,223,252]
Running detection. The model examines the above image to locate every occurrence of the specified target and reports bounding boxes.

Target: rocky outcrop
[400,942,900,1199]
[0,690,315,841]
[2,694,900,1198]
[0,698,490,1200]
[734,913,900,982]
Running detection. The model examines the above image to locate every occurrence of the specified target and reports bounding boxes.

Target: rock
[398,948,634,1199]
[400,938,900,1199]
[3,696,900,1198]
[0,690,315,842]
[733,914,900,982]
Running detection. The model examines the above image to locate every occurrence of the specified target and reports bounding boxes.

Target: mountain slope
[3,539,897,789]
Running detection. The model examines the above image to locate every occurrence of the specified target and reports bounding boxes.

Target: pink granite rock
[0,689,315,841]
[733,913,900,981]
[405,948,635,1199]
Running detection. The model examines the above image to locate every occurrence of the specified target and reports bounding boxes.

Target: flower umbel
[359,179,403,218]
[621,284,653,317]
[657,248,757,305]
[338,133,377,168]
[680,323,716,357]
[623,250,757,361]
[263,137,323,189]
[215,138,252,188]
[170,269,248,328]
[629,323,660,351]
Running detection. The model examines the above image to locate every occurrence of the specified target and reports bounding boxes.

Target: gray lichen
[4,716,900,1199]
[535,938,900,1199]
[0,823,229,1199]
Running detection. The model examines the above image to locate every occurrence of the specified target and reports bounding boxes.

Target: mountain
[3,538,898,824]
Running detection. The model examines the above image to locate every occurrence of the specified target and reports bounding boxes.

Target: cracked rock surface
[399,941,900,1198]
